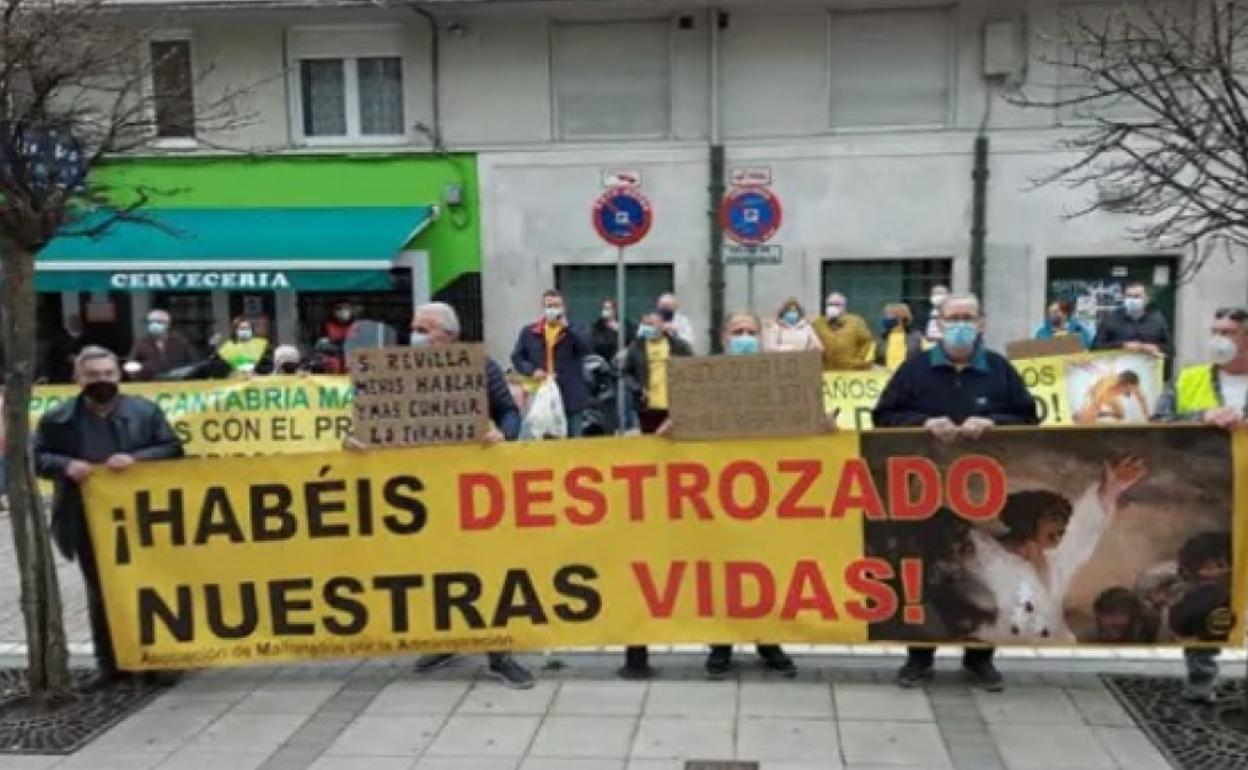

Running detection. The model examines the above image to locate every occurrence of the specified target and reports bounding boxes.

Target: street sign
[592,186,653,247]
[601,169,642,188]
[730,166,773,187]
[724,244,783,265]
[721,186,783,246]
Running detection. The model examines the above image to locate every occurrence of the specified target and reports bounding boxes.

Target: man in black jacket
[34,346,183,689]
[1092,282,1173,373]
[872,294,1038,692]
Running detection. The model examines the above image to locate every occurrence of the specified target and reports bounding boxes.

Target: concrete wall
[135,0,1243,366]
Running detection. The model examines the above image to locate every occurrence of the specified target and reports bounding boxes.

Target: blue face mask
[147,321,167,336]
[942,322,979,351]
[409,332,431,348]
[1123,297,1146,317]
[782,309,800,326]
[638,323,658,341]
[727,334,760,356]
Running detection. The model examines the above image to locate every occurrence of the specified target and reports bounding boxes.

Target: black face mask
[82,381,119,405]
[658,308,676,322]
[278,362,300,374]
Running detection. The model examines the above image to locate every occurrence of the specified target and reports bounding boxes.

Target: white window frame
[144,28,198,150]
[825,5,958,132]
[549,18,676,141]
[287,24,409,147]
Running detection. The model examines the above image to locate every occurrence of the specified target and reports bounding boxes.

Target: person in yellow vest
[876,303,924,372]
[1153,306,1248,704]
[216,317,272,376]
[811,291,875,370]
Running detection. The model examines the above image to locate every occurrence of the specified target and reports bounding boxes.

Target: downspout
[407,4,443,150]
[969,85,993,299]
[707,8,726,353]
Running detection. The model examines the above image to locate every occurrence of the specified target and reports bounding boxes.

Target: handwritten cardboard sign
[347,344,490,446]
[668,351,825,440]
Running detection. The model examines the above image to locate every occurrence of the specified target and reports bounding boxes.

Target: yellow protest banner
[30,377,354,457]
[84,426,1243,670]
[824,351,1165,429]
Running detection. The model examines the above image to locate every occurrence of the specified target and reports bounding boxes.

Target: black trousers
[76,530,118,675]
[907,645,994,666]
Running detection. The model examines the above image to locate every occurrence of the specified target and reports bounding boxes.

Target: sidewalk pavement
[0,652,1184,770]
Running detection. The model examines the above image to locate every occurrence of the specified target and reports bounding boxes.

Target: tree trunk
[1,238,73,702]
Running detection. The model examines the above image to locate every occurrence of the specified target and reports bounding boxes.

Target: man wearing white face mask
[1092,282,1173,371]
[1152,306,1247,704]
[811,291,874,370]
[873,294,1039,691]
[127,309,197,380]
[511,290,592,437]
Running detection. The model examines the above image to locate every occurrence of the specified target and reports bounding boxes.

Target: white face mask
[1210,335,1239,366]
[826,305,844,319]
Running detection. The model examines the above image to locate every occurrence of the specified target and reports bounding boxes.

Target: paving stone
[323,715,443,757]
[155,750,272,770]
[838,721,952,768]
[518,759,625,770]
[89,703,225,753]
[833,684,934,722]
[988,724,1115,769]
[457,682,558,716]
[1091,727,1170,770]
[735,717,840,763]
[1065,688,1135,727]
[528,716,636,759]
[425,715,542,757]
[55,749,169,770]
[412,759,518,770]
[973,687,1083,725]
[550,682,647,716]
[182,713,308,755]
[642,682,738,718]
[306,757,417,770]
[738,683,834,719]
[230,682,344,716]
[364,682,470,716]
[630,717,734,760]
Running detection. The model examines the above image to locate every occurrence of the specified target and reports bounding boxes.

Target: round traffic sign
[593,187,653,247]
[721,187,783,246]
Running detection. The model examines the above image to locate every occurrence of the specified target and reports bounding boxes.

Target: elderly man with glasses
[1152,306,1248,704]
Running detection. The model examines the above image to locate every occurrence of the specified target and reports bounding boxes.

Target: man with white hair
[348,302,531,687]
[873,293,1039,691]
[127,308,198,380]
[656,293,697,353]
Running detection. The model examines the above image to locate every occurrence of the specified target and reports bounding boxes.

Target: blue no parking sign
[592,187,653,247]
[720,187,783,246]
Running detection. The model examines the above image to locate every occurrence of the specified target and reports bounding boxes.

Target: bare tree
[0,0,245,701]
[1016,0,1248,281]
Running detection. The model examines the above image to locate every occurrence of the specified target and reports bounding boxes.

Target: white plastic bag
[521,379,568,440]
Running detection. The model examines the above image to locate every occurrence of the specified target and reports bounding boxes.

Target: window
[552,21,671,139]
[150,39,195,138]
[554,264,675,329]
[828,8,953,128]
[290,27,406,143]
[821,259,953,324]
[153,292,216,353]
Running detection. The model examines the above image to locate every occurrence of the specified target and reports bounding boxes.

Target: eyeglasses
[1215,307,1248,322]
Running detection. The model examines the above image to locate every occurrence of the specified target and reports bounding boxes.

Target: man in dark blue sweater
[872,293,1039,691]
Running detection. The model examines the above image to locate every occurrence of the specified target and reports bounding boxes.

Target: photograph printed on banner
[862,427,1233,646]
[1067,353,1162,425]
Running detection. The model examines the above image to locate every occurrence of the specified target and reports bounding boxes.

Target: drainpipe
[969,133,989,299]
[406,4,443,150]
[707,8,726,353]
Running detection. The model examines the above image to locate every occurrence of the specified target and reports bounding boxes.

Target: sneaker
[413,653,458,674]
[758,645,797,677]
[487,656,536,690]
[896,659,934,689]
[963,658,1005,692]
[1183,679,1217,705]
[705,647,733,679]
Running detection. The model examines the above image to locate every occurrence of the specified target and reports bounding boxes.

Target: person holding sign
[33,347,184,691]
[346,302,532,688]
[510,290,592,437]
[1092,283,1173,370]
[872,294,1039,691]
[1153,305,1248,703]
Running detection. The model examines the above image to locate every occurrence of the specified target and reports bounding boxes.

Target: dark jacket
[1091,309,1173,359]
[44,330,87,383]
[34,394,184,559]
[486,358,522,440]
[872,345,1039,427]
[510,320,592,413]
[622,334,693,409]
[128,332,199,380]
[591,318,637,361]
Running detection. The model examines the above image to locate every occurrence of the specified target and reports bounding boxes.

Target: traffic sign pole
[616,245,627,435]
[720,185,783,312]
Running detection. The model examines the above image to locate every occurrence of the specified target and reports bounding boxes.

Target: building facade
[49,0,1244,368]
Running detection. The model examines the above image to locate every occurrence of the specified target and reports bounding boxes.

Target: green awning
[36,206,434,292]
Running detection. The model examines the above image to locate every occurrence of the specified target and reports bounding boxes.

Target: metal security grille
[821,258,953,325]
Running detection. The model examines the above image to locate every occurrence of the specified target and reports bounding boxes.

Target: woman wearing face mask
[765,298,823,353]
[217,317,272,376]
[590,298,637,361]
[324,302,356,345]
[1034,300,1092,349]
[877,303,925,373]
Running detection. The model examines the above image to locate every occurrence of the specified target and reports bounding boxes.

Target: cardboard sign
[668,351,825,440]
[1006,335,1084,360]
[347,344,490,447]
